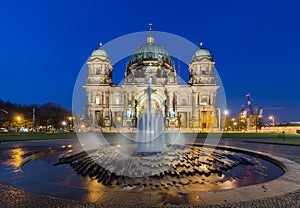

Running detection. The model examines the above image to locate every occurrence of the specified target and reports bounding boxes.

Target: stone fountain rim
[190,143,300,205]
[191,143,287,171]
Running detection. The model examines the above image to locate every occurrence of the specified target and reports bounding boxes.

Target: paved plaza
[0,137,299,208]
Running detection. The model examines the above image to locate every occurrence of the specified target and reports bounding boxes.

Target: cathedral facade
[84,29,219,132]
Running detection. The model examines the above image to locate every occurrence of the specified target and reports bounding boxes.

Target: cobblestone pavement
[0,138,299,208]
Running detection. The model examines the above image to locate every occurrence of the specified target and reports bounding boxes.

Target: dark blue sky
[0,0,299,122]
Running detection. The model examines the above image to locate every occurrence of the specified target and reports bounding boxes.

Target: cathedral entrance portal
[137,94,163,119]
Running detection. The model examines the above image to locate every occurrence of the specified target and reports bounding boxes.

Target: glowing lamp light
[223,110,229,116]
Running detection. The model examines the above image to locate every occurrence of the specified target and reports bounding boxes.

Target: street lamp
[67,116,73,130]
[15,115,23,132]
[16,116,21,122]
[62,121,67,129]
[231,118,236,131]
[223,110,229,131]
[223,110,229,116]
[216,108,221,132]
[233,122,237,131]
[269,116,275,129]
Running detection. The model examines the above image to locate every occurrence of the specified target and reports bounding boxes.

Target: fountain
[47,76,285,188]
[0,135,287,204]
[136,76,166,153]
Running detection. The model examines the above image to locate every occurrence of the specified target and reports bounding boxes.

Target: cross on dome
[147,23,154,44]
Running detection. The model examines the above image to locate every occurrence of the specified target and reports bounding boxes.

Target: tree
[0,100,71,131]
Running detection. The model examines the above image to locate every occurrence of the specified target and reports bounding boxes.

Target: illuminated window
[95,97,100,104]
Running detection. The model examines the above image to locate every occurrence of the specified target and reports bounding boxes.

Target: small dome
[193,42,211,58]
[91,49,108,57]
[193,48,210,57]
[91,42,109,58]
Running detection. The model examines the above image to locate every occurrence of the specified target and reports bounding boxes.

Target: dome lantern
[147,23,154,44]
[91,41,109,58]
[193,41,211,58]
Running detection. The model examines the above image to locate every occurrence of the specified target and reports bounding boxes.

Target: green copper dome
[134,42,169,56]
[131,42,170,59]
[193,42,211,58]
[91,49,108,57]
[127,25,174,67]
[91,42,109,58]
[128,42,173,67]
[193,48,210,57]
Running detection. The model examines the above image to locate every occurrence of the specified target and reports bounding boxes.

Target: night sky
[0,0,299,122]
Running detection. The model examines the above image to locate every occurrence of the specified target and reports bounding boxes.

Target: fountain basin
[0,139,287,205]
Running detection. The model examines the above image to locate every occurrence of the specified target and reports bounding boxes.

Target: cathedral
[84,27,219,132]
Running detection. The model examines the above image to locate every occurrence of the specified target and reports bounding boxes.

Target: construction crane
[246,93,254,115]
[243,93,284,132]
[243,93,260,131]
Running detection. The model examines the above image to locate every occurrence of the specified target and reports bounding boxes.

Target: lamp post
[269,116,275,130]
[216,108,221,132]
[231,118,236,131]
[62,121,67,131]
[223,110,229,132]
[67,116,73,130]
[233,122,237,131]
[15,115,22,132]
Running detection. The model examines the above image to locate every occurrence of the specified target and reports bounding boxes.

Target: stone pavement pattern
[0,181,299,208]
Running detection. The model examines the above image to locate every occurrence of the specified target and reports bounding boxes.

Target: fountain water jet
[136,76,166,153]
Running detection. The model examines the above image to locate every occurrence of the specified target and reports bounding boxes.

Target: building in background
[84,28,219,132]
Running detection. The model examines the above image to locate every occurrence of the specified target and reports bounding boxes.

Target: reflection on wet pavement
[11,148,24,168]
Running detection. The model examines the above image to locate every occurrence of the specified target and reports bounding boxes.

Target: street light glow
[223,110,229,116]
[15,115,23,122]
[269,115,275,127]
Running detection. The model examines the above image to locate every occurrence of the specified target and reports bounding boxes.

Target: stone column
[106,92,109,107]
[92,111,96,126]
[103,92,106,105]
[173,92,177,113]
[168,92,173,111]
[100,92,103,105]
[123,92,127,120]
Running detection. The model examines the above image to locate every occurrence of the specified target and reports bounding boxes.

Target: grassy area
[192,132,300,139]
[0,132,77,143]
[0,132,300,143]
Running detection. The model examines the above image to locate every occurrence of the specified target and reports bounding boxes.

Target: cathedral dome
[134,42,169,57]
[91,42,109,58]
[128,42,172,65]
[127,27,173,67]
[193,42,211,58]
[127,24,174,67]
